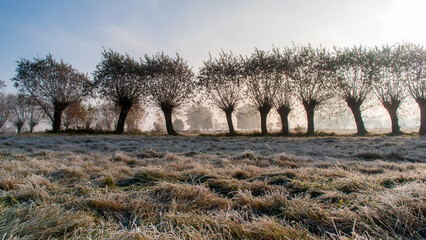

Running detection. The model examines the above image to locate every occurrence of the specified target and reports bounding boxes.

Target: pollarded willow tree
[399,43,426,135]
[198,51,244,135]
[243,49,282,135]
[373,44,406,135]
[94,50,148,133]
[145,53,195,135]
[288,45,334,135]
[13,55,91,133]
[273,47,293,135]
[333,46,378,135]
[8,94,28,133]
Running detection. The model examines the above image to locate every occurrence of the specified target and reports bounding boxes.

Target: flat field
[0,134,425,239]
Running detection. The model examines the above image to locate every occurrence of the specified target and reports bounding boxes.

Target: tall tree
[13,55,91,133]
[333,46,378,135]
[198,51,244,135]
[288,45,334,135]
[243,49,282,135]
[145,53,195,135]
[373,44,406,135]
[8,94,28,133]
[273,48,293,135]
[94,49,147,133]
[399,43,426,135]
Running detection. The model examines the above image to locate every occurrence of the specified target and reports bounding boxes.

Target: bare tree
[125,104,145,132]
[0,79,5,89]
[288,45,334,135]
[198,51,244,135]
[273,48,293,135]
[399,43,426,135]
[0,93,9,130]
[243,49,282,135]
[173,118,185,131]
[186,104,213,131]
[13,54,91,133]
[102,104,117,131]
[8,94,29,133]
[83,103,97,130]
[94,49,147,133]
[145,53,195,135]
[93,102,117,131]
[236,105,260,130]
[152,112,166,133]
[373,44,406,135]
[333,46,378,135]
[27,97,44,133]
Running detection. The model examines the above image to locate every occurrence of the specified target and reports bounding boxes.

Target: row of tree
[4,42,426,135]
[0,93,44,133]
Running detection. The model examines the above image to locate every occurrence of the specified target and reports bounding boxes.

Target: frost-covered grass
[0,135,425,239]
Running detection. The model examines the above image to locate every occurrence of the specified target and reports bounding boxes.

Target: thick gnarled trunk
[52,103,68,133]
[16,121,24,134]
[382,100,401,135]
[258,105,271,136]
[162,108,177,135]
[277,105,291,135]
[303,100,318,135]
[416,97,426,135]
[29,123,37,133]
[224,108,236,136]
[346,98,367,135]
[115,104,131,134]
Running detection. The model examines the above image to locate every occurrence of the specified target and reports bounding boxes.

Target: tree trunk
[303,100,317,135]
[416,97,426,135]
[258,106,271,136]
[346,99,367,135]
[224,109,236,136]
[277,105,291,135]
[16,122,24,134]
[115,105,131,134]
[163,108,177,135]
[382,100,401,135]
[29,123,36,133]
[52,104,67,133]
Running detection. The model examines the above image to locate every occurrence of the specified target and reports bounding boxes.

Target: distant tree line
[1,42,425,135]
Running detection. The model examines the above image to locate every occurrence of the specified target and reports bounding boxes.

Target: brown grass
[0,140,424,239]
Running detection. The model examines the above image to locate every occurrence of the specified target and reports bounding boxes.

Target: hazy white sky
[1,0,425,93]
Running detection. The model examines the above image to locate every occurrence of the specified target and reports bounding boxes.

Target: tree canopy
[288,45,334,134]
[198,51,244,135]
[94,49,148,133]
[145,53,195,135]
[13,54,91,132]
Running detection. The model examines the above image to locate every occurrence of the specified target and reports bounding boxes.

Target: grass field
[0,134,425,239]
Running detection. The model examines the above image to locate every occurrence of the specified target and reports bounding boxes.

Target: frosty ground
[1,134,425,161]
[0,134,425,239]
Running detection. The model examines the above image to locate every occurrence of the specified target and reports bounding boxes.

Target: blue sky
[1,0,425,93]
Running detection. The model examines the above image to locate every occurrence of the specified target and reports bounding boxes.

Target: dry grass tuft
[150,182,231,211]
[0,203,94,239]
